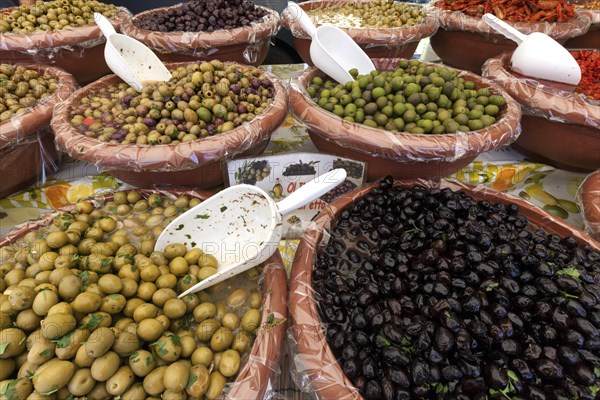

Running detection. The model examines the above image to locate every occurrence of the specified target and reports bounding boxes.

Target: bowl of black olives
[51,60,288,189]
[0,63,77,197]
[0,0,131,84]
[290,176,600,400]
[290,58,522,181]
[121,0,280,67]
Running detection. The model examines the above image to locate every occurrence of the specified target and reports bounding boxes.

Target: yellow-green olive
[205,371,227,400]
[196,318,220,342]
[219,349,240,377]
[210,327,233,352]
[242,309,261,333]
[90,351,120,382]
[129,349,156,377]
[68,367,96,396]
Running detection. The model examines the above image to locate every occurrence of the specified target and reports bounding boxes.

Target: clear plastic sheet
[289,58,522,164]
[0,7,131,56]
[281,0,439,49]
[0,188,288,400]
[578,169,600,239]
[426,0,591,41]
[120,5,280,66]
[0,63,77,198]
[0,128,59,198]
[50,62,289,174]
[482,52,600,130]
[287,178,600,400]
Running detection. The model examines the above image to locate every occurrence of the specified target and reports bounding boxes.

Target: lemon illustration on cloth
[66,183,93,203]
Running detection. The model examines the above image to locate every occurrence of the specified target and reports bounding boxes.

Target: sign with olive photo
[225,152,366,239]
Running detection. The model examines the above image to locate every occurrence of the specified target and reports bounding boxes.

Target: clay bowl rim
[289,178,600,399]
[0,188,288,399]
[0,8,130,50]
[289,58,522,162]
[0,63,77,150]
[281,0,438,43]
[482,50,600,129]
[51,61,288,172]
[431,5,592,40]
[122,5,280,48]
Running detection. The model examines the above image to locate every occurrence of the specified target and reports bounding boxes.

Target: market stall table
[0,63,593,399]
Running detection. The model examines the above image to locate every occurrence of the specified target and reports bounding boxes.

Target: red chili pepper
[572,50,600,101]
[81,117,99,127]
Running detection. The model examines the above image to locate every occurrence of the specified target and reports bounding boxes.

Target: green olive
[85,327,115,358]
[68,367,96,396]
[241,309,261,334]
[106,365,135,396]
[205,371,227,400]
[41,313,76,340]
[129,349,156,377]
[136,318,164,342]
[55,328,90,360]
[151,333,182,362]
[163,361,189,392]
[32,359,74,393]
[219,349,241,377]
[191,346,213,367]
[210,327,233,352]
[90,351,120,382]
[143,365,167,396]
[0,328,26,359]
[186,364,210,398]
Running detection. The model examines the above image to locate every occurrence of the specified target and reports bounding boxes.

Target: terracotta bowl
[0,8,130,85]
[121,6,280,67]
[0,64,78,197]
[566,8,600,49]
[281,0,438,65]
[579,169,600,239]
[482,51,600,172]
[51,62,288,189]
[289,179,600,399]
[429,7,591,74]
[0,188,288,400]
[289,58,522,181]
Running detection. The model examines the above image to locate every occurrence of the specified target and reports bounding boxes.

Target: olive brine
[307,60,506,134]
[69,61,275,144]
[314,177,600,400]
[0,190,264,399]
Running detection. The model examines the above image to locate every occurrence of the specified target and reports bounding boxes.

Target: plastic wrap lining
[482,52,600,130]
[0,188,288,399]
[120,5,280,65]
[50,62,288,173]
[578,169,600,239]
[289,58,522,164]
[426,0,591,41]
[287,178,600,400]
[281,0,439,47]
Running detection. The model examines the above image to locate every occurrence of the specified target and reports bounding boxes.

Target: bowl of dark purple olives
[121,0,280,66]
[289,176,600,400]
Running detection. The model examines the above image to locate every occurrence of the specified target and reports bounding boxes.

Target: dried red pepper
[436,0,575,23]
[573,50,600,101]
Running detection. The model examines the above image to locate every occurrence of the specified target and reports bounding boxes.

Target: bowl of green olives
[0,0,131,84]
[0,63,77,197]
[0,188,288,399]
[51,60,288,189]
[121,1,280,67]
[290,176,600,400]
[289,58,521,181]
[282,0,438,64]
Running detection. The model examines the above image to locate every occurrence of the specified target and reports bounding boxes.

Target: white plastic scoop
[94,13,172,92]
[482,13,581,85]
[286,2,375,84]
[155,169,348,297]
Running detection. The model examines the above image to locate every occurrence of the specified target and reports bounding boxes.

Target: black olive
[434,327,454,353]
[411,359,430,385]
[382,346,409,367]
[573,317,599,339]
[485,363,508,389]
[571,363,595,385]
[535,358,564,380]
[343,358,359,379]
[386,366,410,388]
[380,377,395,400]
[511,358,535,381]
[363,357,378,380]
[364,379,382,400]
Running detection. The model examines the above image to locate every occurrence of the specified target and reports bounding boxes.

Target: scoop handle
[276,168,347,215]
[287,2,317,39]
[482,13,527,44]
[94,12,117,37]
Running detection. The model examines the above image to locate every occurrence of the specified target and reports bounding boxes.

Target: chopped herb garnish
[560,291,579,299]
[39,348,52,358]
[187,372,198,388]
[195,214,210,219]
[220,206,228,212]
[556,266,581,282]
[190,242,197,248]
[267,313,275,326]
[53,330,75,348]
[0,342,9,356]
[175,224,184,231]
[185,234,191,240]
[377,334,391,346]
[83,313,104,330]
[486,282,500,291]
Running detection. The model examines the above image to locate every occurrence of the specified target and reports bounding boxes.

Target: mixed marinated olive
[0,0,118,34]
[69,61,275,144]
[134,0,268,32]
[0,190,264,399]
[0,64,59,123]
[314,177,600,399]
[307,60,507,134]
[306,0,426,29]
